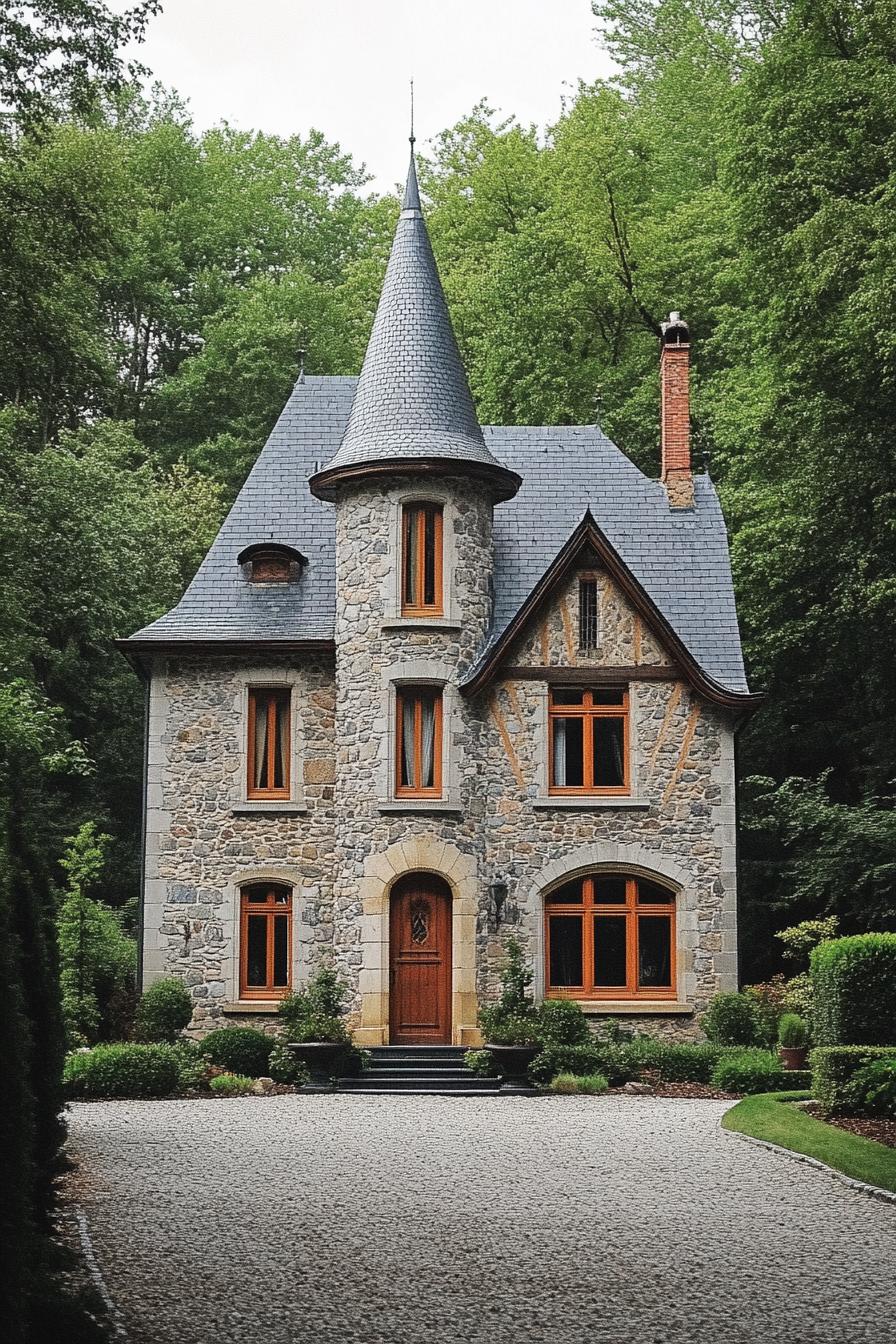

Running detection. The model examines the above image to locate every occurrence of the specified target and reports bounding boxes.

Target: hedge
[810,1045,896,1113]
[811,933,896,1046]
[198,1027,274,1077]
[64,1043,182,1098]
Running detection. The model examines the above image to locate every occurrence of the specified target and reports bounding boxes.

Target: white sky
[125,0,611,193]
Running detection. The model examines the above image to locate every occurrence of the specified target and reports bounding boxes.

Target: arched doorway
[389,872,453,1044]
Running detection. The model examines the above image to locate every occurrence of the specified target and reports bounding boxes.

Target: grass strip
[722,1090,896,1194]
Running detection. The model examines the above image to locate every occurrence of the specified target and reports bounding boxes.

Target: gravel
[68,1095,896,1344]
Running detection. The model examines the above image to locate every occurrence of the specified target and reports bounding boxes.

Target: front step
[336,1045,500,1096]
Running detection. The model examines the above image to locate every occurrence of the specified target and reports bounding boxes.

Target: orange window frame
[239,884,292,1000]
[395,687,443,797]
[401,503,444,616]
[545,875,676,1001]
[247,687,291,799]
[548,686,630,795]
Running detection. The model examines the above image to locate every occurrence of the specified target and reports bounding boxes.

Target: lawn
[723,1091,896,1194]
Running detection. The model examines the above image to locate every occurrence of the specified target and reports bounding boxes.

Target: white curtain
[276,698,289,787]
[421,695,436,787]
[402,695,416,786]
[553,718,567,787]
[254,698,268,788]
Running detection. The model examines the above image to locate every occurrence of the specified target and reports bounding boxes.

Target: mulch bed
[822,1114,896,1150]
[607,1079,739,1101]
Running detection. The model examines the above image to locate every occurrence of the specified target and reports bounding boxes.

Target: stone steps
[336,1045,501,1096]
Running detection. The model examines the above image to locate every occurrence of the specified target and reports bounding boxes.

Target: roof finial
[410,77,415,146]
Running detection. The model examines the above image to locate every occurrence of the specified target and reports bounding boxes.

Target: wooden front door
[389,873,452,1045]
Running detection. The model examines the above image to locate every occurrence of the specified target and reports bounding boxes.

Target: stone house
[121,151,759,1045]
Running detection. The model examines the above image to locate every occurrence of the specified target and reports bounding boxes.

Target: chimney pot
[660,309,693,508]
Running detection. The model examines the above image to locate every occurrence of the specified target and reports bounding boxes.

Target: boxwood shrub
[198,1027,274,1077]
[843,1058,896,1118]
[710,1049,782,1094]
[530,1042,638,1087]
[811,1045,896,1113]
[702,992,761,1046]
[134,978,193,1043]
[811,933,896,1046]
[650,1043,723,1083]
[64,1043,182,1098]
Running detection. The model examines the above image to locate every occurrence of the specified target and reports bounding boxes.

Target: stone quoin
[119,145,760,1044]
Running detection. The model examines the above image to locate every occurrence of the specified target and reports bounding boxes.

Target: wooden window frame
[395,686,444,797]
[401,502,444,616]
[239,883,293,1000]
[545,874,676,1001]
[578,573,599,651]
[247,687,291,799]
[548,686,630,795]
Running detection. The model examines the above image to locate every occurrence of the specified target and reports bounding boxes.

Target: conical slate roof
[309,150,520,502]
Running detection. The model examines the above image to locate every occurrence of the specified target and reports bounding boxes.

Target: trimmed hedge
[811,934,896,1046]
[711,1049,783,1094]
[198,1027,274,1077]
[64,1043,181,1098]
[811,1045,896,1113]
[530,1042,630,1087]
[844,1058,896,1118]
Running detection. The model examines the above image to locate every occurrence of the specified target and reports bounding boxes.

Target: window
[395,686,443,796]
[402,503,443,615]
[247,688,291,798]
[578,576,599,651]
[548,687,629,794]
[239,883,292,999]
[250,551,292,583]
[545,874,675,1000]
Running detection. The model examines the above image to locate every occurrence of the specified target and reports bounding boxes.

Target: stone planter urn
[485,1044,539,1094]
[287,1041,344,1092]
[779,1046,809,1071]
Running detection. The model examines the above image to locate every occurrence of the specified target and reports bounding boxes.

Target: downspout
[135,661,150,991]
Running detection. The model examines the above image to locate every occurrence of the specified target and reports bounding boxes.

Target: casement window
[395,686,443,796]
[548,686,629,794]
[578,576,599,651]
[247,688,291,798]
[545,874,676,1000]
[401,503,443,615]
[239,883,292,999]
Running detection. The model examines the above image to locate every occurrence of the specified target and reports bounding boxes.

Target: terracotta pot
[485,1043,539,1093]
[287,1041,345,1091]
[779,1045,809,1071]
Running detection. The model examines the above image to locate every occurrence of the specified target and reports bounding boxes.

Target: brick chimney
[660,311,693,509]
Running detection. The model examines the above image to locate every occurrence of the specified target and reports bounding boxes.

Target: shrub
[478,938,538,1045]
[535,998,591,1046]
[810,1045,896,1113]
[811,934,896,1046]
[209,1073,254,1097]
[843,1058,896,1118]
[710,1049,782,1094]
[134,978,193,1043]
[549,1072,609,1095]
[649,1042,723,1084]
[778,1013,808,1048]
[702,992,761,1046]
[169,1041,209,1091]
[198,1027,274,1077]
[279,967,351,1045]
[63,1043,181,1099]
[267,1043,308,1085]
[530,1042,634,1087]
[464,1048,498,1077]
[744,976,790,1047]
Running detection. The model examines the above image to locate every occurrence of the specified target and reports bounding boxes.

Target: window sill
[382,617,462,631]
[377,798,463,814]
[231,801,307,815]
[532,795,650,811]
[222,1001,284,1015]
[574,1001,693,1016]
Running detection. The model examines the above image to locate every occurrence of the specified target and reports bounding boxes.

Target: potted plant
[479,938,540,1093]
[279,967,353,1091]
[777,1012,809,1070]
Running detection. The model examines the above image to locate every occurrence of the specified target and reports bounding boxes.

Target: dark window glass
[593,688,625,705]
[246,916,268,987]
[579,579,599,651]
[546,878,584,905]
[549,916,583,986]
[638,916,672,988]
[423,509,437,605]
[637,879,674,905]
[404,509,418,607]
[593,877,627,904]
[245,885,268,904]
[593,716,625,787]
[594,916,627,986]
[273,915,289,987]
[552,688,585,705]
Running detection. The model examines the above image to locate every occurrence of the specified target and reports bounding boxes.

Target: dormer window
[238,544,305,585]
[401,503,443,616]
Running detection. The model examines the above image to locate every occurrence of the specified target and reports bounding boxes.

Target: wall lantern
[489,880,508,927]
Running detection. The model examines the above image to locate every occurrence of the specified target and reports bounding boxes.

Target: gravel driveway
[68,1095,895,1344]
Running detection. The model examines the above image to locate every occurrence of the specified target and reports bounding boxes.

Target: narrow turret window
[247,688,291,798]
[402,503,443,615]
[396,687,443,796]
[578,576,599,650]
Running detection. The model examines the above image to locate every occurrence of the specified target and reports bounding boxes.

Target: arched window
[545,873,676,1000]
[239,883,292,999]
[238,543,305,584]
[401,503,443,615]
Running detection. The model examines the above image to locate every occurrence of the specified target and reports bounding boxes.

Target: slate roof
[124,376,750,696]
[309,153,516,499]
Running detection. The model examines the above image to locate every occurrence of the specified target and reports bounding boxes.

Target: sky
[125,0,612,193]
